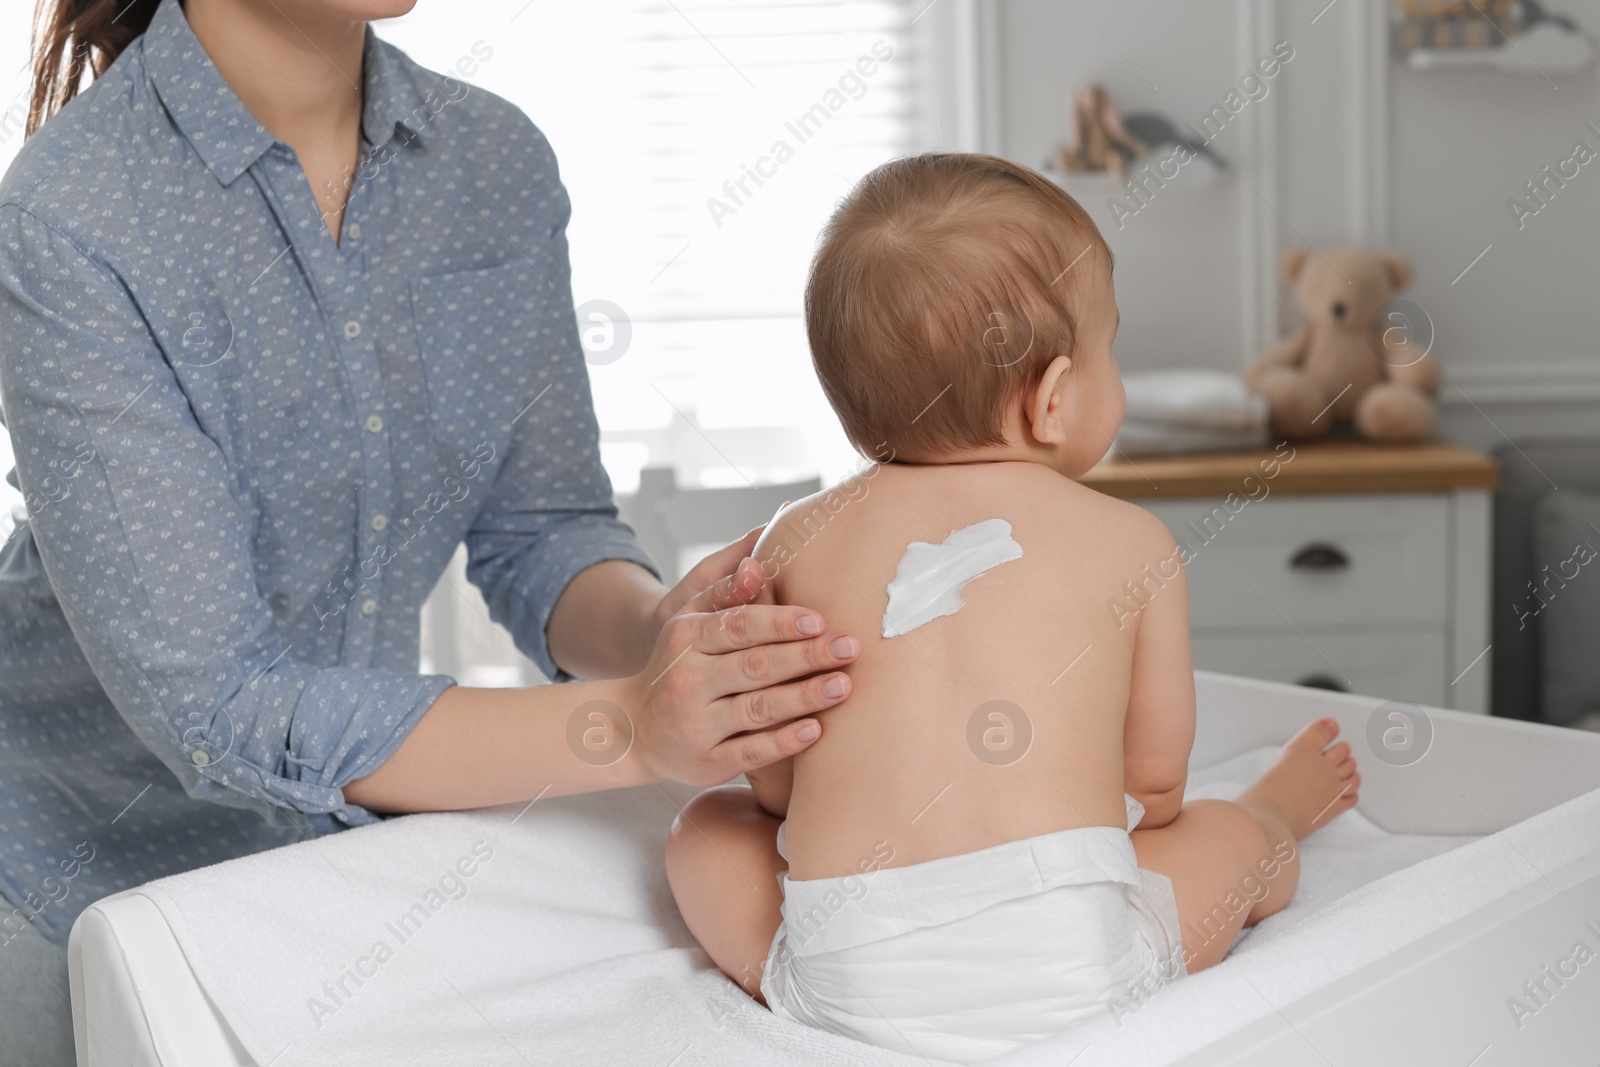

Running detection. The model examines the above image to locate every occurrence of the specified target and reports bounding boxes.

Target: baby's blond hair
[805,152,1111,460]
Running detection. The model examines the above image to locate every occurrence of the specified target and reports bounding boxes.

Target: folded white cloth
[1112,371,1269,457]
[760,795,1184,1063]
[1114,418,1268,457]
[1120,370,1268,430]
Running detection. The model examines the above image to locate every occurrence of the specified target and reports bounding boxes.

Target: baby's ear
[1026,355,1074,444]
[1380,254,1411,293]
[1280,248,1311,284]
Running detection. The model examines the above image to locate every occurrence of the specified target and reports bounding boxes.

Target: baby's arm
[1244,325,1310,389]
[745,759,794,818]
[1122,523,1197,831]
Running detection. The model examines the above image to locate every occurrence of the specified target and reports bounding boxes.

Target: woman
[0,0,860,1059]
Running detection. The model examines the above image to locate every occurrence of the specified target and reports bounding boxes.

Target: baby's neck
[891,440,1065,474]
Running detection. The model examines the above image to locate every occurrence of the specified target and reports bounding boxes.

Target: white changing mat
[70,676,1600,1067]
[85,782,913,1067]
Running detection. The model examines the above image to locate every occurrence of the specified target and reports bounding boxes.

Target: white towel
[1120,370,1268,430]
[1114,418,1268,457]
[1112,371,1268,457]
[136,784,918,1067]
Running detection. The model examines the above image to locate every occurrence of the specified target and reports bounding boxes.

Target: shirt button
[364,414,384,433]
[371,514,388,531]
[361,599,378,616]
[344,320,362,339]
[347,223,362,240]
[191,750,211,767]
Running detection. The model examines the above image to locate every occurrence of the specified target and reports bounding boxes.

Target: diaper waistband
[777,821,1142,958]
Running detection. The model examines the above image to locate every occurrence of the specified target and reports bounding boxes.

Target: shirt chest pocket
[409,261,549,460]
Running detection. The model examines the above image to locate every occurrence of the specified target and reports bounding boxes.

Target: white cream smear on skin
[882,519,1024,638]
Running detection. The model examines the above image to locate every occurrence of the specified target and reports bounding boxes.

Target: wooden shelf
[1080,438,1499,500]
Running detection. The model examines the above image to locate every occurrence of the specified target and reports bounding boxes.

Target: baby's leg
[665,785,786,1002]
[1131,718,1359,973]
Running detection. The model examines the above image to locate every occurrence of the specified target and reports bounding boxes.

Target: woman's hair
[805,151,1111,462]
[27,0,162,137]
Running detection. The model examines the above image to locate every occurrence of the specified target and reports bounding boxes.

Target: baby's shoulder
[750,476,876,596]
[1030,470,1176,550]
[755,477,871,552]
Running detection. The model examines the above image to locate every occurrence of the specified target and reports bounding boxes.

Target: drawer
[1190,626,1447,707]
[1139,494,1450,629]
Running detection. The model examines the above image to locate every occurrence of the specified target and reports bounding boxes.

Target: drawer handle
[1289,543,1350,571]
[1295,674,1348,692]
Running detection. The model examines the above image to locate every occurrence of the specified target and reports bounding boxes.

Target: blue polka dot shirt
[0,0,656,944]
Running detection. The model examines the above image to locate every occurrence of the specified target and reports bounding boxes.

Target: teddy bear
[1246,247,1440,441]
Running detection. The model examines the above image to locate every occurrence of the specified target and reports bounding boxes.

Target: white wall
[978,0,1600,450]
[994,0,1251,375]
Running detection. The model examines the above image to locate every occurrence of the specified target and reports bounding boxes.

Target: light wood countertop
[1079,438,1500,500]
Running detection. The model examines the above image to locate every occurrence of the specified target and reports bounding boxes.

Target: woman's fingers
[655,527,765,622]
[659,605,856,696]
[720,670,852,733]
[675,556,766,618]
[692,599,827,655]
[701,623,859,700]
[682,527,762,598]
[712,715,826,778]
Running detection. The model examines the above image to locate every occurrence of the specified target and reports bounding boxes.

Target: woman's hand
[546,528,776,680]
[651,526,765,628]
[623,555,859,787]
[346,534,856,812]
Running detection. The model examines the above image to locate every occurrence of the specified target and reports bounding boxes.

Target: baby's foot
[1237,718,1360,841]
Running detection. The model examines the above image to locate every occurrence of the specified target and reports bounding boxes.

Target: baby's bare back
[761,461,1175,880]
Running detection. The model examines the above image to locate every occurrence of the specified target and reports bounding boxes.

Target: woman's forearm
[351,552,859,812]
[343,679,656,813]
[546,560,666,679]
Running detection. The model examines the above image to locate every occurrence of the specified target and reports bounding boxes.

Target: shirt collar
[143,0,430,186]
[359,28,430,152]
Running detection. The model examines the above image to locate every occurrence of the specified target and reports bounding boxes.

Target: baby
[665,152,1360,1063]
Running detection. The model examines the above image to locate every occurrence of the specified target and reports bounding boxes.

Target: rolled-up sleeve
[0,204,452,833]
[461,127,659,683]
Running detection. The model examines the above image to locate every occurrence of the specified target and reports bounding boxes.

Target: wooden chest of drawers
[1081,440,1499,713]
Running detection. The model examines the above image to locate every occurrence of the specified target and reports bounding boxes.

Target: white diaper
[759,795,1186,1064]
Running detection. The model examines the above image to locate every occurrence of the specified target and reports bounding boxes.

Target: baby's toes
[1336,780,1360,811]
[1323,741,1352,764]
[1337,756,1358,779]
[1289,717,1340,754]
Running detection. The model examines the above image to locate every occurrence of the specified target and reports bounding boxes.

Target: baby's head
[806,152,1123,477]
